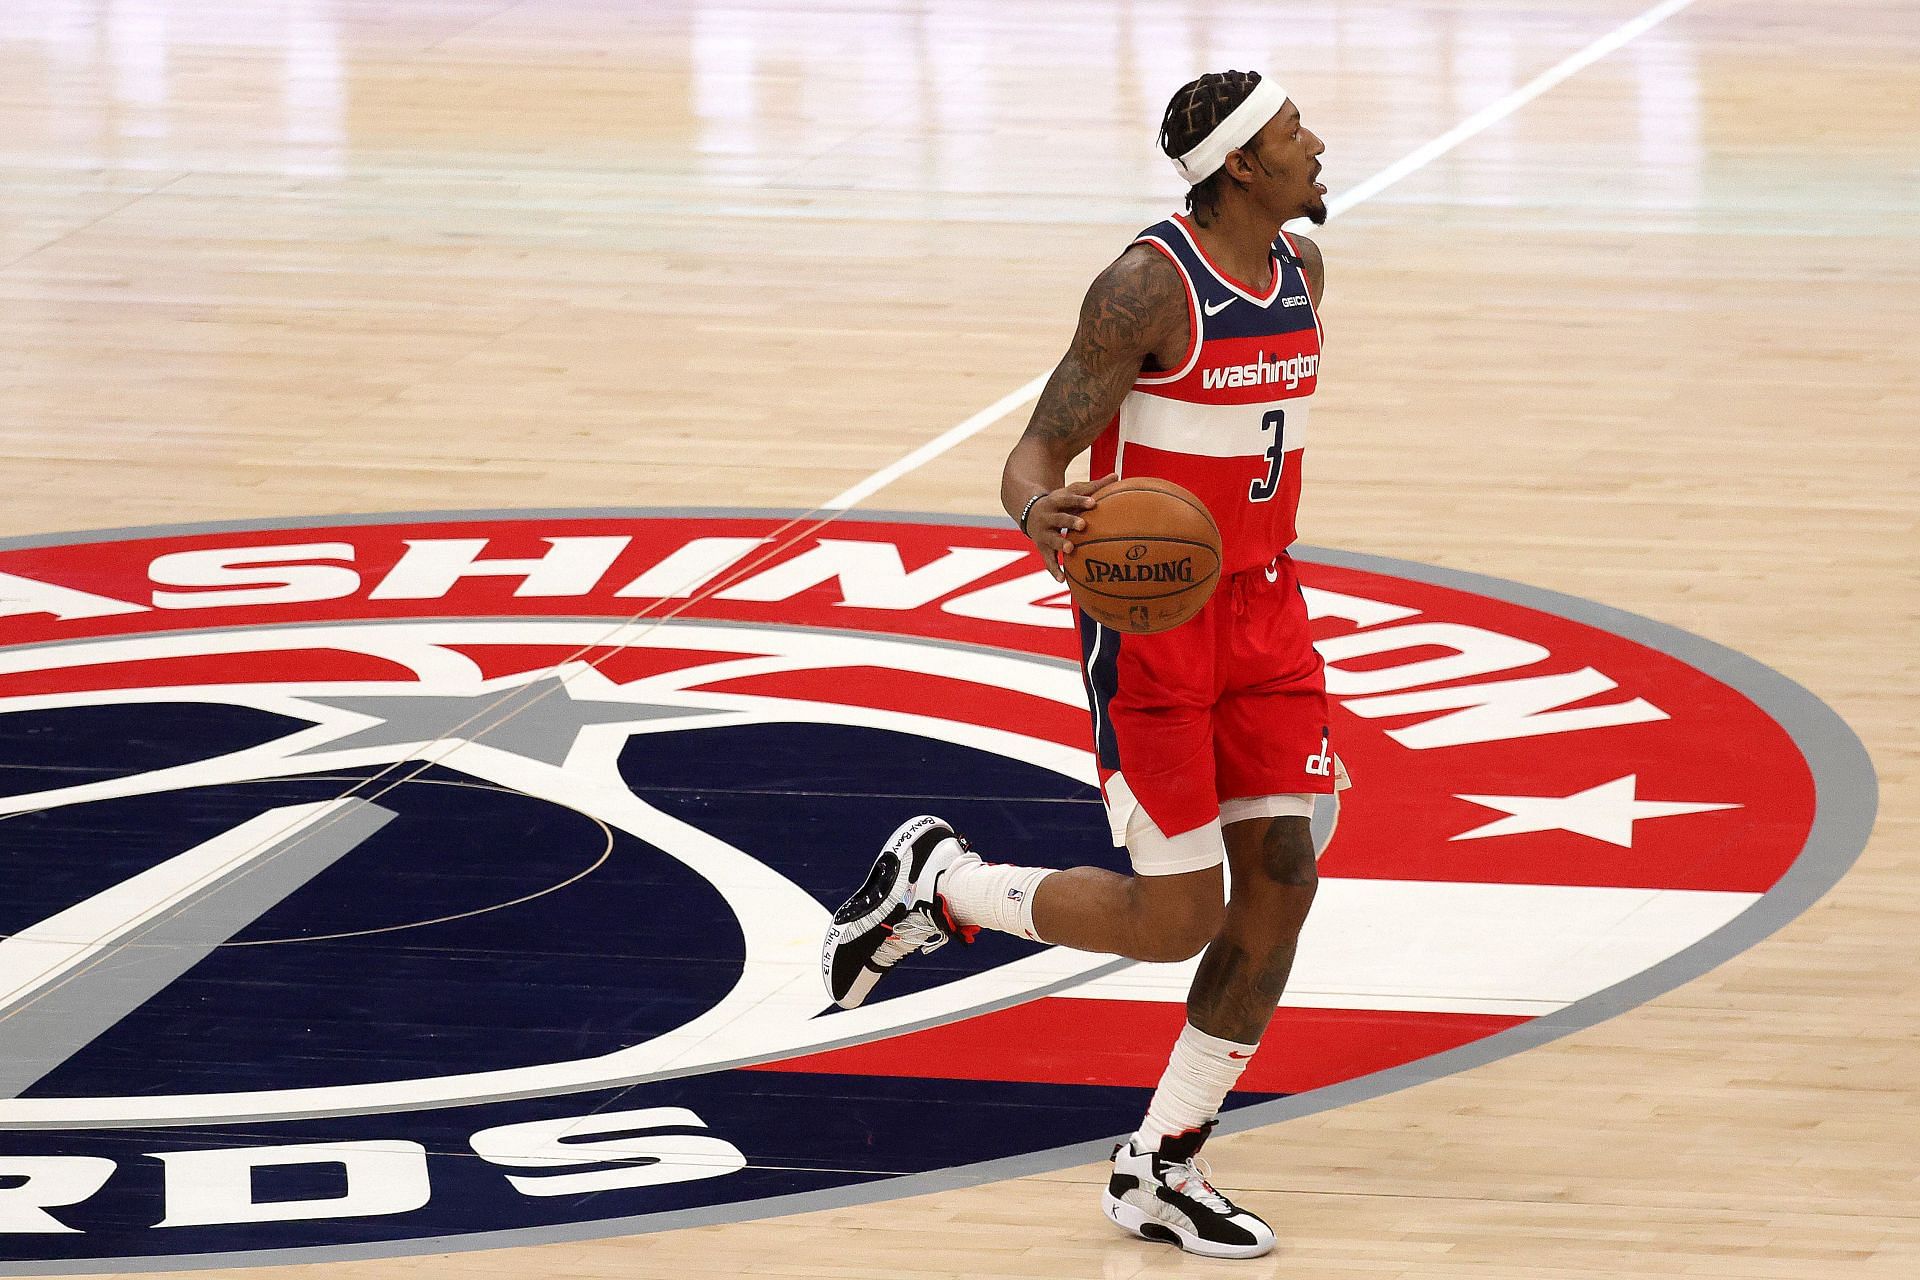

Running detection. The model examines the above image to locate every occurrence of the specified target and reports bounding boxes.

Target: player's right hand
[1023,473,1118,581]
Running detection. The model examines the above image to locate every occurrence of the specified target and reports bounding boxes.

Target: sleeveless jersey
[1089,214,1322,576]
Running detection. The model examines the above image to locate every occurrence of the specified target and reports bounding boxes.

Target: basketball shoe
[820,815,972,1009]
[1103,1122,1276,1259]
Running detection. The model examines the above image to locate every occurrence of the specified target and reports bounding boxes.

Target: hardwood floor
[0,1,1912,1276]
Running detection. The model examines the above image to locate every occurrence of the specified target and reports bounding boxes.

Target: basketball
[1061,477,1222,634]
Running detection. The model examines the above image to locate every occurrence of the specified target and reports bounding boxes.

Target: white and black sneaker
[820,815,973,1009]
[1102,1122,1276,1259]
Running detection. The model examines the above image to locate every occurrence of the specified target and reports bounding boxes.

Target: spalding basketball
[1062,477,1222,634]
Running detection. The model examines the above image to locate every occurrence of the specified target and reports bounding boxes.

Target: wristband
[1016,491,1046,536]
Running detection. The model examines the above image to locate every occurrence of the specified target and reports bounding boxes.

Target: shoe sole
[822,903,906,1009]
[1101,1191,1275,1260]
[820,816,954,1009]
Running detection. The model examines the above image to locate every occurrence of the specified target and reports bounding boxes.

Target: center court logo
[0,511,1873,1272]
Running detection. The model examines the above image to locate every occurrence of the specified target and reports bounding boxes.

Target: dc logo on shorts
[0,511,1869,1273]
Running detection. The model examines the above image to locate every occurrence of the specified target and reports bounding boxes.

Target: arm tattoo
[1022,248,1187,456]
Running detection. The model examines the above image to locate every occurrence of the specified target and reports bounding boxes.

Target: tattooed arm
[1001,245,1188,579]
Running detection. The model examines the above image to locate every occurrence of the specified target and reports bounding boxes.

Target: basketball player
[823,71,1331,1259]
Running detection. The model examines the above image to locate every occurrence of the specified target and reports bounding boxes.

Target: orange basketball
[1061,477,1222,634]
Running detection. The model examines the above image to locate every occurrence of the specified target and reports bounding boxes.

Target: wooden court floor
[1,0,1915,1276]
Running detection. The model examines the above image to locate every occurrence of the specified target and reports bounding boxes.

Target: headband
[1170,77,1289,185]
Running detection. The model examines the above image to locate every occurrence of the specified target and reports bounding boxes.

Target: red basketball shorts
[1077,552,1334,873]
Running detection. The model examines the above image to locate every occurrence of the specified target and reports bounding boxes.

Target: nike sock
[1134,1022,1259,1151]
[934,852,1054,941]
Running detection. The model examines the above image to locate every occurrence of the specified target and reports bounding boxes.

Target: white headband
[1170,77,1290,185]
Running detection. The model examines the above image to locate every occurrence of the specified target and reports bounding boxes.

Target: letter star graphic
[1450,774,1740,848]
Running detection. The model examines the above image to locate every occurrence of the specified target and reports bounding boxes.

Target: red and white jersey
[1090,214,1322,576]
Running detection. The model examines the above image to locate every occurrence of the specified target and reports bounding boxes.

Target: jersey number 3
[1249,409,1285,502]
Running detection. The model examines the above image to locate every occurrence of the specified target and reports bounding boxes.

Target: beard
[1305,195,1329,225]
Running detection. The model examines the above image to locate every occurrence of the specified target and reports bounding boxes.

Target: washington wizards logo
[0,512,1873,1273]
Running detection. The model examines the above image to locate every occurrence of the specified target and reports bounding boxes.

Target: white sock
[1134,1022,1259,1151]
[935,852,1054,941]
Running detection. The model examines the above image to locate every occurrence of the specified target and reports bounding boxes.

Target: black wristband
[1016,491,1045,536]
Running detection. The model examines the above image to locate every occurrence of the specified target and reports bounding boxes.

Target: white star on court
[1449,774,1741,848]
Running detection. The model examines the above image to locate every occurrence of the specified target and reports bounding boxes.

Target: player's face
[1240,101,1327,225]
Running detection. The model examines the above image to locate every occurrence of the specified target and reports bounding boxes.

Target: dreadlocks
[1159,70,1264,226]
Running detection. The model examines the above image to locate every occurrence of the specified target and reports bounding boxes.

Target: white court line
[823,376,1053,513]
[0,802,352,1012]
[822,0,1699,512]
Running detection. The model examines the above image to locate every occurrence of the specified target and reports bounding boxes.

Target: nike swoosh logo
[1227,1050,1254,1059]
[1202,298,1235,317]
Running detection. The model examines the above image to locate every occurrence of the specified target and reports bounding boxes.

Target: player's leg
[1189,809,1318,1041]
[1125,702,1331,1159]
[1132,806,1317,1144]
[822,629,1227,1008]
[873,794,1295,1260]
[819,807,1224,1009]
[1102,803,1312,1259]
[1013,603,1229,959]
[959,858,1223,963]
[924,679,1239,957]
[1107,563,1332,1257]
[1172,557,1332,1044]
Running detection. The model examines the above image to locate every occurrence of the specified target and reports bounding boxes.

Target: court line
[822,0,1701,512]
